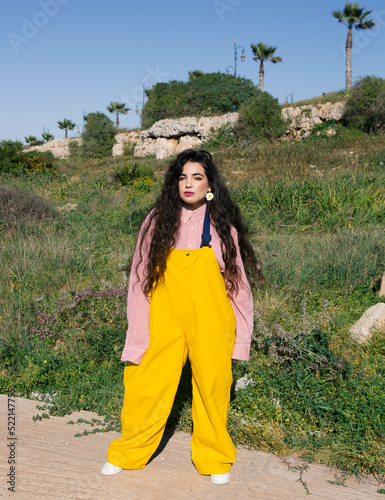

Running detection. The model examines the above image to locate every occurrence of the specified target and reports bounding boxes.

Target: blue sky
[1,0,385,142]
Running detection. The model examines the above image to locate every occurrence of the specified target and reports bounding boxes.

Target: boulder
[318,101,345,121]
[143,117,199,139]
[133,138,157,157]
[134,137,179,160]
[134,136,203,160]
[234,374,255,391]
[349,303,385,344]
[196,113,239,138]
[133,113,238,159]
[141,113,238,140]
[112,131,141,157]
[57,203,78,212]
[175,135,203,154]
[24,138,81,159]
[153,138,178,160]
[282,101,346,138]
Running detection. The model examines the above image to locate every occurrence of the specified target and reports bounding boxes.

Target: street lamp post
[226,40,245,76]
[234,39,245,76]
[136,84,150,114]
[135,102,142,115]
[285,93,294,104]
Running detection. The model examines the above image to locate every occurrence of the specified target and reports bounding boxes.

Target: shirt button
[186,252,190,256]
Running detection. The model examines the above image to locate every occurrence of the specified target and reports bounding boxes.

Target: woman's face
[178,161,210,211]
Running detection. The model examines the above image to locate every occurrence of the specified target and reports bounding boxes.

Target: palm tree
[42,132,54,142]
[188,70,205,81]
[250,43,282,92]
[24,135,44,146]
[57,119,76,139]
[107,102,130,130]
[332,2,376,89]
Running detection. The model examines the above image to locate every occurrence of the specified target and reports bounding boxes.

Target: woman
[101,149,262,484]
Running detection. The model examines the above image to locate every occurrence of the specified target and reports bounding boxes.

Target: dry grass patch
[0,186,57,228]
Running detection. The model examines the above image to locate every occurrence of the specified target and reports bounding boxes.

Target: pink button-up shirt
[121,204,254,364]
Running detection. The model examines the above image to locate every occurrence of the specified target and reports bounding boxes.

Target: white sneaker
[101,462,123,475]
[211,473,230,484]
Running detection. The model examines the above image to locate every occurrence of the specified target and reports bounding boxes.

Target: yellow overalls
[107,246,237,475]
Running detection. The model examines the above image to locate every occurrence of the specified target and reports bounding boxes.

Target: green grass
[283,89,351,107]
[235,174,385,233]
[211,129,384,181]
[1,134,385,477]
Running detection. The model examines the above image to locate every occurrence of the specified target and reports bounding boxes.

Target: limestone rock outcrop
[142,113,239,139]
[112,131,141,157]
[282,102,345,139]
[24,138,81,159]
[132,113,238,159]
[24,101,347,160]
[349,303,385,344]
[133,135,204,160]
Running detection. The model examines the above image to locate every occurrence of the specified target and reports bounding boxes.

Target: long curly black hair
[136,149,263,296]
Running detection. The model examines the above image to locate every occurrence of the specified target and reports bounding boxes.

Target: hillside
[1,87,385,482]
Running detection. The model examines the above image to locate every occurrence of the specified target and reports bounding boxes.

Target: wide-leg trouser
[107,247,237,475]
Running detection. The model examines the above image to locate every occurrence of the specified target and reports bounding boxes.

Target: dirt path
[1,395,383,499]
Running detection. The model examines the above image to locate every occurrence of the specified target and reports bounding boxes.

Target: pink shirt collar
[181,204,206,225]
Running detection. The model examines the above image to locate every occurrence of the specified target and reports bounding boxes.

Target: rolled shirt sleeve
[121,215,152,364]
[228,227,254,361]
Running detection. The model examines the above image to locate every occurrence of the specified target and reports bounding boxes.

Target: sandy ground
[1,394,383,499]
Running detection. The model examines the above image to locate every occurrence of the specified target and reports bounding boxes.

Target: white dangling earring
[206,188,214,201]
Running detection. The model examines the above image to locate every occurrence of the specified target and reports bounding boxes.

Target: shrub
[18,151,55,174]
[0,140,23,173]
[28,287,127,356]
[242,307,385,475]
[236,91,289,141]
[141,72,258,128]
[310,120,337,138]
[68,139,81,157]
[24,135,44,146]
[82,112,116,158]
[0,141,55,175]
[0,186,57,228]
[342,75,385,133]
[201,125,237,151]
[112,161,154,186]
[122,141,136,157]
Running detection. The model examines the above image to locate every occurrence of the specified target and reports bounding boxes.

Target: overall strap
[200,205,212,248]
